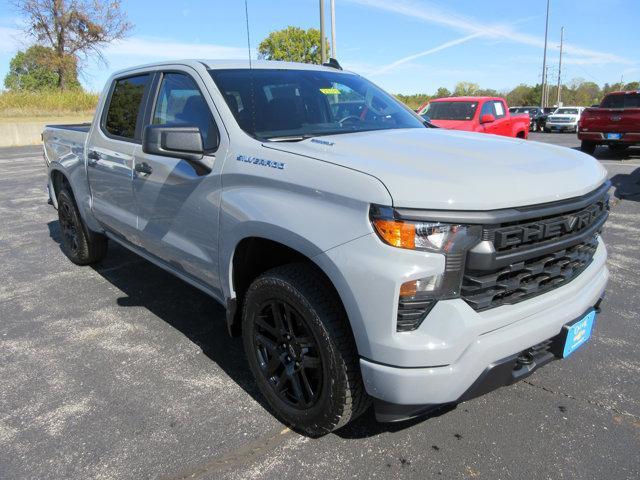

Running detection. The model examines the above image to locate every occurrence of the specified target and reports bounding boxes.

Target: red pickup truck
[578,90,640,154]
[418,96,529,138]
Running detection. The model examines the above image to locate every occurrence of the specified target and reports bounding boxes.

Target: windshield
[600,94,640,108]
[421,101,478,120]
[555,108,579,115]
[208,69,423,140]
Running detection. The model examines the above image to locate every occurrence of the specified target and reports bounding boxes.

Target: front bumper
[372,300,603,422]
[547,122,578,131]
[358,238,607,416]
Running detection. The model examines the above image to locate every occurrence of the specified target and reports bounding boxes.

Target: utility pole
[330,0,337,58]
[319,0,326,64]
[544,66,552,107]
[540,0,550,108]
[557,26,564,107]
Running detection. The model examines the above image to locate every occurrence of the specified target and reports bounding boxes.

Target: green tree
[11,0,132,89]
[623,81,640,91]
[435,87,451,98]
[4,45,80,91]
[258,26,329,64]
[453,81,480,96]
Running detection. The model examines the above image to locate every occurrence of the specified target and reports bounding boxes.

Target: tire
[580,140,597,155]
[242,263,370,436]
[608,144,628,153]
[530,122,537,132]
[57,188,108,265]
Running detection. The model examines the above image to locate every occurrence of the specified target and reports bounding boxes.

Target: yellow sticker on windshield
[319,88,341,94]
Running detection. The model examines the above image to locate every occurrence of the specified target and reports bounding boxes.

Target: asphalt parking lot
[1,133,639,479]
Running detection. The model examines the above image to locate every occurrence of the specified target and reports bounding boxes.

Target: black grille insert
[461,235,599,311]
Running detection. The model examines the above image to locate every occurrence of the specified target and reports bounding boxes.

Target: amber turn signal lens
[372,219,416,249]
[399,280,418,298]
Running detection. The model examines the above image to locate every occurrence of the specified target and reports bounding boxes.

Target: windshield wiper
[265,134,319,142]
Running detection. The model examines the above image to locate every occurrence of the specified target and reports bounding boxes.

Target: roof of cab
[110,59,351,77]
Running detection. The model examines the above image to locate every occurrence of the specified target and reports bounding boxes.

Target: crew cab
[418,96,529,138]
[545,107,585,133]
[578,90,640,154]
[43,60,608,435]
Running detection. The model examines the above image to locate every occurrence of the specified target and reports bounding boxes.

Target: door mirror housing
[480,113,495,124]
[143,124,207,163]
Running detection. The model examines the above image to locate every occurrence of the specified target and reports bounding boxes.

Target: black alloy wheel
[58,197,80,256]
[253,300,323,409]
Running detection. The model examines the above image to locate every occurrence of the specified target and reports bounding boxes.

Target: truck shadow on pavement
[571,145,640,161]
[610,166,640,203]
[46,220,433,439]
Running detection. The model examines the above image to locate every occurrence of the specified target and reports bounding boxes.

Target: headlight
[370,205,481,254]
[370,205,482,331]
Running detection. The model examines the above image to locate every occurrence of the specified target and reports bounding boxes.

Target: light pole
[540,0,550,108]
[319,0,326,64]
[557,26,564,107]
[330,0,337,58]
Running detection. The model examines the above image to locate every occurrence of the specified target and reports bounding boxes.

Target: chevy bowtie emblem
[611,115,622,121]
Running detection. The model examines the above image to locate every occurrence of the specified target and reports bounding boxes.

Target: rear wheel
[580,140,597,155]
[242,263,370,436]
[57,188,108,265]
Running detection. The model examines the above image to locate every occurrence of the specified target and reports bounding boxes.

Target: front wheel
[580,140,597,155]
[242,263,370,436]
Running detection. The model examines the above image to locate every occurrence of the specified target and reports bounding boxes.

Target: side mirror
[143,124,207,164]
[480,113,495,124]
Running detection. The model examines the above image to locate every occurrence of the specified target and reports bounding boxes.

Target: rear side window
[601,94,640,108]
[153,73,218,151]
[104,74,151,140]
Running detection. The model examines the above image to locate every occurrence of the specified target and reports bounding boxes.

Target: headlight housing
[370,205,482,331]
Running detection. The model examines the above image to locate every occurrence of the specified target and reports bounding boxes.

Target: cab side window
[153,73,219,151]
[104,74,151,140]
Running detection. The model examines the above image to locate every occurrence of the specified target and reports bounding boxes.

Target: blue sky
[1,0,638,94]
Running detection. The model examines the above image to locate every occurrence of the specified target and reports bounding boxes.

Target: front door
[87,73,152,241]
[132,70,225,292]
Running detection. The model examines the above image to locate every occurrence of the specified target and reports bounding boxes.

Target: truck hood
[263,128,608,210]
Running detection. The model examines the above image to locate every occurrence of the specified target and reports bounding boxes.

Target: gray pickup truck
[43,59,610,435]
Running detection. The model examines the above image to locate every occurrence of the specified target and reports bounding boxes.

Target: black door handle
[87,150,100,165]
[134,162,153,175]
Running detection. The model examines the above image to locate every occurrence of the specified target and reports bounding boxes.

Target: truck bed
[42,123,91,167]
[45,123,91,133]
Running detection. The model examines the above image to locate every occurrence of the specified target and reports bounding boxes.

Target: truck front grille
[460,186,609,311]
[461,236,598,311]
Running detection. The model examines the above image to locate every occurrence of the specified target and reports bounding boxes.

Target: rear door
[132,68,227,291]
[87,73,153,241]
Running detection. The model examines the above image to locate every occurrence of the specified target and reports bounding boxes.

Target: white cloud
[348,0,635,67]
[0,26,23,54]
[370,32,484,76]
[104,36,247,59]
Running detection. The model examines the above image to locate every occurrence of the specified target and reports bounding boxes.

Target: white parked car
[545,106,585,133]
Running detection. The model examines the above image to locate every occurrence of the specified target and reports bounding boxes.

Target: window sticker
[319,87,341,95]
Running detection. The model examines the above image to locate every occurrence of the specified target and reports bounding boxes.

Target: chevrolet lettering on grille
[493,201,606,249]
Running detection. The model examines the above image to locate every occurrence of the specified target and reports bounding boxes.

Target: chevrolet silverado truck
[418,96,530,138]
[43,60,609,436]
[545,107,585,133]
[578,90,640,154]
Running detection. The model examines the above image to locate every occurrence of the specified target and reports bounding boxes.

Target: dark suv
[509,106,545,132]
